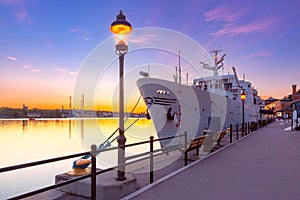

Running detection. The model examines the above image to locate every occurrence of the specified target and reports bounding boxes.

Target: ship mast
[200,49,226,76]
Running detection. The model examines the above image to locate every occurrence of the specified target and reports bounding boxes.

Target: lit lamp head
[240,89,246,102]
[110,10,132,55]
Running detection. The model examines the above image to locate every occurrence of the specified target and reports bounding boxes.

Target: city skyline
[1,0,299,111]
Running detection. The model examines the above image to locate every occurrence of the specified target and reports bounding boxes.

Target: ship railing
[0,133,187,200]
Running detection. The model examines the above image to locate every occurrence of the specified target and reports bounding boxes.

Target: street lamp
[240,89,246,137]
[110,10,132,181]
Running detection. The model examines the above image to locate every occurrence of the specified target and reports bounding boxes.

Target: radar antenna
[200,49,226,76]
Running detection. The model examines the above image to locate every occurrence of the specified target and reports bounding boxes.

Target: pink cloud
[31,69,41,73]
[205,5,275,37]
[0,0,23,5]
[241,51,272,59]
[69,28,80,33]
[69,71,79,76]
[129,34,157,44]
[23,64,30,69]
[204,7,241,22]
[22,64,42,73]
[15,6,31,23]
[69,28,91,42]
[55,68,78,77]
[0,0,32,23]
[211,19,272,36]
[7,55,18,61]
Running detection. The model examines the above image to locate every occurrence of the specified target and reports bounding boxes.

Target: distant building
[72,109,97,118]
[27,112,41,118]
[265,85,300,118]
[291,84,300,101]
[264,97,278,108]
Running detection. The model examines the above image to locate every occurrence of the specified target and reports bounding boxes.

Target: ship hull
[137,78,259,148]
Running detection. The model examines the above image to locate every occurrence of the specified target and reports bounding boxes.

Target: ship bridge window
[224,83,232,91]
[196,81,205,89]
[212,84,218,89]
[233,94,238,99]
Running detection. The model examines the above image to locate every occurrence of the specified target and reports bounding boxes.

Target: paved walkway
[124,121,300,200]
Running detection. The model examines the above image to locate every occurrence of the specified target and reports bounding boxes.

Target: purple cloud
[0,0,22,5]
[55,68,78,77]
[69,28,91,42]
[205,5,275,37]
[7,55,18,61]
[204,7,241,22]
[241,51,272,59]
[23,64,42,73]
[23,64,30,69]
[69,28,80,33]
[211,18,272,36]
[15,6,31,23]
[0,0,32,23]
[129,34,157,44]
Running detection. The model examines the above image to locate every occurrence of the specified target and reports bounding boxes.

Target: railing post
[245,123,247,136]
[230,124,232,143]
[236,123,239,140]
[242,122,244,137]
[150,136,154,184]
[248,122,250,134]
[91,144,97,200]
[184,131,188,166]
[260,120,262,128]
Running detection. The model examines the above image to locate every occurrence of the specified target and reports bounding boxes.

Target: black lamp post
[110,10,132,181]
[241,89,246,137]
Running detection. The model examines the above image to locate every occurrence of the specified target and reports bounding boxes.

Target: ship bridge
[193,75,237,91]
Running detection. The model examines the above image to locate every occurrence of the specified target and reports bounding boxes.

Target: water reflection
[22,120,28,134]
[0,118,157,199]
[69,119,71,141]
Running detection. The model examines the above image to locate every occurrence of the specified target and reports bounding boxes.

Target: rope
[73,93,157,169]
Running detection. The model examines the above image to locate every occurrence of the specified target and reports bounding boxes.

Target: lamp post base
[116,134,127,181]
[116,173,127,181]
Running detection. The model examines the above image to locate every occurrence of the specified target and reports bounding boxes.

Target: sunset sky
[1,0,300,110]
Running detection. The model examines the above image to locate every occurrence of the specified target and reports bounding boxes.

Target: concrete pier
[55,170,138,200]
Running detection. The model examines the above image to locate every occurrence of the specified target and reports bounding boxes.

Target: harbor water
[0,118,157,199]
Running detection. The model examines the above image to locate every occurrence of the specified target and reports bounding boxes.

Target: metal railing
[228,122,252,143]
[228,118,275,144]
[0,133,186,200]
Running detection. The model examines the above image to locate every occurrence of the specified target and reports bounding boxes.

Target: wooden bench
[183,136,205,165]
[186,136,206,154]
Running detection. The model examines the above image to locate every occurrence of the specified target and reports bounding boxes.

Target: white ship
[137,50,264,148]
